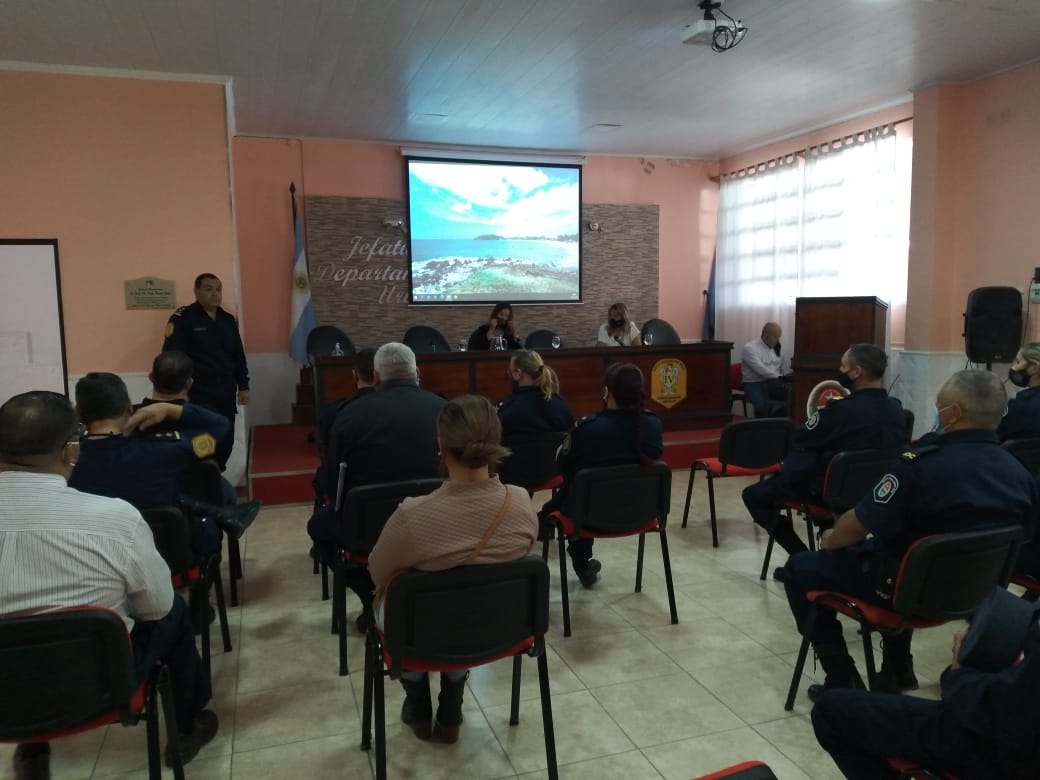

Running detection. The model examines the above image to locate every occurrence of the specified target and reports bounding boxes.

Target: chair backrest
[561,462,671,533]
[342,478,444,554]
[403,325,451,354]
[0,608,138,739]
[729,363,744,392]
[717,418,793,469]
[381,555,549,676]
[902,409,916,442]
[141,505,194,574]
[1003,437,1040,475]
[498,432,567,488]
[177,460,225,505]
[640,318,681,346]
[307,325,354,361]
[893,525,1024,619]
[524,329,559,349]
[822,446,908,513]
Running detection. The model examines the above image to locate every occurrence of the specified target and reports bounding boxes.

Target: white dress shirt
[0,471,173,631]
[741,337,783,383]
[597,321,641,347]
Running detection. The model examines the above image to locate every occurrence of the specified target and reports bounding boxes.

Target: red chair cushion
[376,627,536,673]
[808,591,946,631]
[171,566,201,590]
[694,459,780,478]
[886,758,959,779]
[524,476,564,496]
[694,761,772,779]
[1012,574,1040,594]
[778,498,829,518]
[548,512,660,539]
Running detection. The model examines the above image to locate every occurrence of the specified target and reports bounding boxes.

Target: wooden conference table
[313,342,734,431]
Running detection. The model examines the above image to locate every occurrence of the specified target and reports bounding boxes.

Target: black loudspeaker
[963,286,1022,364]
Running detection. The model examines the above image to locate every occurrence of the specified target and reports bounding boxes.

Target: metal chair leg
[374,645,387,780]
[557,534,571,638]
[659,529,679,625]
[227,536,241,607]
[361,630,375,750]
[635,533,646,593]
[760,535,775,581]
[860,623,878,690]
[321,561,329,601]
[682,466,697,527]
[509,654,522,726]
[537,650,559,780]
[212,564,232,652]
[784,605,818,710]
[707,474,719,547]
[155,667,185,780]
[145,671,162,780]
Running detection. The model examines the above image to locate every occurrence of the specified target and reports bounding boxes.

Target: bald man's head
[0,391,79,468]
[761,322,782,348]
[937,370,1007,431]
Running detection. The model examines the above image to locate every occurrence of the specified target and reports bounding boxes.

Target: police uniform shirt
[163,302,249,394]
[69,404,229,509]
[998,385,1040,442]
[548,409,664,512]
[499,387,574,435]
[854,429,1040,561]
[782,388,906,486]
[133,397,186,435]
[324,379,446,497]
[317,387,377,446]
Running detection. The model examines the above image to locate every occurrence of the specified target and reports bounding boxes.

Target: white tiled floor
[0,471,956,779]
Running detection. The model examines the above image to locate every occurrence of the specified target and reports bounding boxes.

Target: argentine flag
[288,184,317,365]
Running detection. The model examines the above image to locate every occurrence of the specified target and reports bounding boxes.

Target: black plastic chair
[730,363,749,417]
[695,762,779,780]
[143,506,232,684]
[0,608,185,780]
[784,524,1023,709]
[498,432,567,496]
[903,409,916,442]
[524,329,560,349]
[640,318,681,346]
[545,463,677,637]
[361,556,558,780]
[306,325,354,363]
[1003,437,1040,475]
[683,418,793,546]
[332,478,444,675]
[178,461,244,607]
[403,325,451,354]
[762,445,908,580]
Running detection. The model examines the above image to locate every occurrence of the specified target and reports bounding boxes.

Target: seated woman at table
[999,342,1040,442]
[499,350,573,435]
[540,363,663,587]
[596,302,641,347]
[367,395,538,745]
[467,302,523,351]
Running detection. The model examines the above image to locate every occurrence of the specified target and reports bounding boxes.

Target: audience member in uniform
[740,322,788,418]
[315,347,377,458]
[308,342,446,616]
[498,350,573,435]
[540,363,663,587]
[0,391,217,777]
[742,344,906,579]
[782,370,1039,701]
[468,302,523,351]
[368,395,537,744]
[70,373,260,555]
[596,302,641,347]
[813,587,1040,779]
[999,341,1040,442]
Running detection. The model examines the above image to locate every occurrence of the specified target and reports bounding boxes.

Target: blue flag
[288,183,317,365]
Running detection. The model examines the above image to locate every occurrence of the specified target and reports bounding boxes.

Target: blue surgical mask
[932,404,954,434]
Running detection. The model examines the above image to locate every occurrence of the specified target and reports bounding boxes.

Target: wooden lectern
[791,296,888,422]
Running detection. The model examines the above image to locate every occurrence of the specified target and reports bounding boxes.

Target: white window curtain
[715,125,911,361]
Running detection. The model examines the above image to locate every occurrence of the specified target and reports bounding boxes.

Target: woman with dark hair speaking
[367,395,537,745]
[467,302,523,351]
[541,363,663,587]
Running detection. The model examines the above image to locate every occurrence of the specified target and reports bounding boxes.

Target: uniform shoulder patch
[150,431,181,440]
[903,444,939,461]
[191,433,217,459]
[164,321,175,338]
[574,413,597,429]
[172,306,187,317]
[873,473,900,504]
[804,411,820,430]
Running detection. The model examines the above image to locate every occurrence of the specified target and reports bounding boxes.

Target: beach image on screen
[407,159,581,303]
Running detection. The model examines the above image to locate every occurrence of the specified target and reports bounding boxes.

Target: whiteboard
[0,240,68,405]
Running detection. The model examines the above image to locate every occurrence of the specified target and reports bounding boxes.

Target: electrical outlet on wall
[1031,281,1040,304]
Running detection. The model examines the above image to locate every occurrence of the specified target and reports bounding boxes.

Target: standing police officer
[782,370,1039,702]
[742,343,906,576]
[163,273,249,469]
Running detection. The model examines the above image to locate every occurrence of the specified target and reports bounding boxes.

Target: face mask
[932,404,955,434]
[1008,367,1031,388]
[609,318,624,329]
[836,370,856,391]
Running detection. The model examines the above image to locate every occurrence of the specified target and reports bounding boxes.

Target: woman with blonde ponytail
[368,395,538,745]
[499,350,574,435]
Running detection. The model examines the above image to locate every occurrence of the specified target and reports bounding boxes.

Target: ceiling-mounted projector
[682,0,748,51]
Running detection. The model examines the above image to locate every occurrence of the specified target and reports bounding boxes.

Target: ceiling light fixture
[682,1,748,52]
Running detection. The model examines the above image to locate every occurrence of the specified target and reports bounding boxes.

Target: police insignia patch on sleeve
[805,412,820,430]
[873,474,899,504]
[191,433,217,459]
[164,322,175,339]
[559,434,572,456]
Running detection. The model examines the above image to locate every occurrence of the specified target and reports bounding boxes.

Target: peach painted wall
[907,61,1040,351]
[0,70,235,374]
[232,137,719,354]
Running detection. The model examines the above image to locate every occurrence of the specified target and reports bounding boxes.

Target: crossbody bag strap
[461,486,512,565]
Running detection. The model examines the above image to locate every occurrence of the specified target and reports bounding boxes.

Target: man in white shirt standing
[741,322,787,417]
[0,391,217,779]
